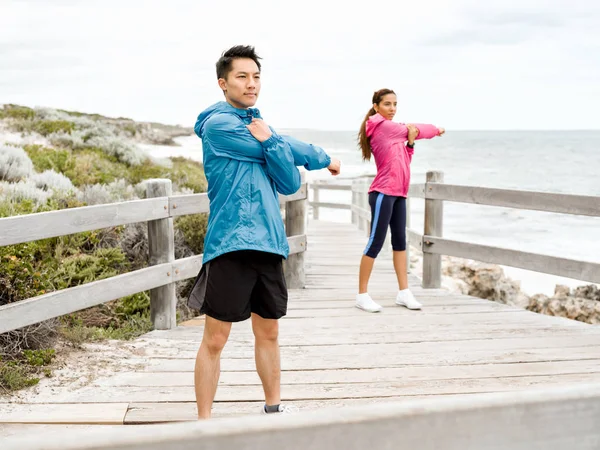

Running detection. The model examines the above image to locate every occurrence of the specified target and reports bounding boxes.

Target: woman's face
[374,93,397,120]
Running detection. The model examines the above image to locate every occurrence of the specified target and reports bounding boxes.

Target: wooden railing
[0,176,308,334]
[309,171,600,289]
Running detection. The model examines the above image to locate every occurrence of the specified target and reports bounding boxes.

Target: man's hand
[438,127,445,136]
[246,118,273,143]
[327,157,341,176]
[407,124,419,145]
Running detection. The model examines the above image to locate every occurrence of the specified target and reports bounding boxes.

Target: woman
[356,89,445,313]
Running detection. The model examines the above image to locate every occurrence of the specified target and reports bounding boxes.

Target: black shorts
[187,250,288,323]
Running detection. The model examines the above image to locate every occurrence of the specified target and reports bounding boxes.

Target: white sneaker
[355,293,383,313]
[261,404,299,414]
[395,289,422,310]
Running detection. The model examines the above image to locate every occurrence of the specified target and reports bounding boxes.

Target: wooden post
[422,171,444,288]
[284,175,306,289]
[146,179,176,330]
[313,184,320,220]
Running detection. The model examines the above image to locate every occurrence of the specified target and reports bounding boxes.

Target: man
[188,45,341,419]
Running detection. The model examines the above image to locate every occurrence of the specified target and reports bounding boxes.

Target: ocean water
[148,130,600,296]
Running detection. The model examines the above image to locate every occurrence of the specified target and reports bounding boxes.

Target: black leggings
[363,192,406,258]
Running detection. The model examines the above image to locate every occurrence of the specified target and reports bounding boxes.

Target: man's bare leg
[251,313,281,407]
[194,316,232,419]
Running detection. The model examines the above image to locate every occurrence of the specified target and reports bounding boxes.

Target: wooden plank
[424,236,600,284]
[169,193,209,217]
[428,183,600,217]
[0,264,170,334]
[287,234,307,255]
[0,403,129,424]
[279,183,308,205]
[99,359,600,388]
[125,399,409,423]
[141,346,600,372]
[282,303,523,317]
[407,228,423,250]
[126,395,477,423]
[122,393,496,423]
[309,183,352,191]
[0,198,169,246]
[132,335,600,360]
[172,255,203,281]
[308,202,351,210]
[143,326,600,346]
[44,373,600,403]
[407,183,426,198]
[145,320,592,343]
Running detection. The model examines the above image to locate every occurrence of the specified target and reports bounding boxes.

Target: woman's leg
[357,192,394,312]
[390,197,421,309]
[389,197,408,290]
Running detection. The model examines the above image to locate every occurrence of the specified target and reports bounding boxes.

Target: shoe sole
[355,304,382,313]
[395,301,422,310]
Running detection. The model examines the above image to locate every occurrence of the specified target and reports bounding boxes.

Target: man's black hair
[216,45,262,79]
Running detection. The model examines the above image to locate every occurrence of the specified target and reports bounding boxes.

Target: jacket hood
[194,101,260,138]
[365,113,386,138]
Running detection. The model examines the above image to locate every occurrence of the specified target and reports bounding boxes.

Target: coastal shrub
[0,348,56,392]
[33,120,75,137]
[0,180,50,204]
[47,130,87,150]
[85,135,148,166]
[126,159,167,184]
[64,148,127,186]
[23,145,74,174]
[1,105,35,121]
[175,213,208,256]
[0,145,34,182]
[169,157,207,192]
[31,170,76,194]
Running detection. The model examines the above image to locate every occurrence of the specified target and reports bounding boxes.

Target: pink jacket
[366,113,440,197]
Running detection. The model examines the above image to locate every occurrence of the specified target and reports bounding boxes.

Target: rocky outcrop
[527,285,600,325]
[442,257,530,308]
[435,256,600,324]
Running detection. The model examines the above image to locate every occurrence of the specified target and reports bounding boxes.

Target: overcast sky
[1,0,599,130]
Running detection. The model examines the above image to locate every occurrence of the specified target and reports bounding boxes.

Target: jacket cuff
[261,133,280,150]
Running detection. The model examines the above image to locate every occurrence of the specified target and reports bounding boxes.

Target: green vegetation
[0,104,206,394]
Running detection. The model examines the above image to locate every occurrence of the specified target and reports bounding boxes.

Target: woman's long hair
[358,88,395,161]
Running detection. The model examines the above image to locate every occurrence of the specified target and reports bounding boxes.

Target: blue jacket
[194,101,331,264]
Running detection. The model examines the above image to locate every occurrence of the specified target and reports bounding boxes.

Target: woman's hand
[437,127,445,136]
[407,124,419,145]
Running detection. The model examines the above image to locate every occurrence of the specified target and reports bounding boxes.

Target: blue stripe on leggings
[364,193,385,255]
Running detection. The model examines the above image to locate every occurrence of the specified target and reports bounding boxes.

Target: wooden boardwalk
[3,220,600,427]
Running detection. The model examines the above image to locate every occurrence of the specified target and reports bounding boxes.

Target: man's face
[218,58,261,109]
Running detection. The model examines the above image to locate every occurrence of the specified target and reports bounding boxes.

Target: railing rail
[308,171,600,288]
[0,176,308,334]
